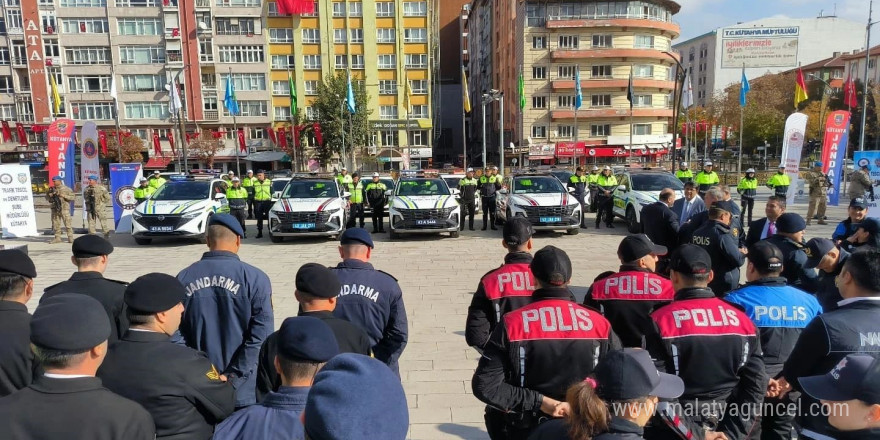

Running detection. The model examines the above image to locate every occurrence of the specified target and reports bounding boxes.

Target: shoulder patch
[206,364,221,381]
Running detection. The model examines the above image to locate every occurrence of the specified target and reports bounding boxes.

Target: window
[304,80,318,95]
[632,94,652,107]
[72,102,114,120]
[349,2,362,16]
[351,55,365,69]
[215,0,260,6]
[218,45,264,63]
[267,1,278,15]
[215,18,256,35]
[557,65,576,80]
[870,59,877,69]
[832,69,844,79]
[380,130,398,146]
[409,105,428,118]
[532,36,547,49]
[531,125,547,138]
[377,28,395,43]
[5,10,20,29]
[590,124,610,136]
[0,104,14,119]
[378,54,396,69]
[532,66,547,79]
[116,0,158,6]
[557,95,574,108]
[63,18,108,34]
[633,65,653,78]
[376,2,394,17]
[526,4,546,27]
[44,41,59,57]
[334,29,347,43]
[248,127,265,139]
[410,79,427,94]
[274,106,291,121]
[591,65,612,78]
[305,106,318,119]
[269,28,292,43]
[409,130,427,146]
[350,29,363,43]
[592,34,612,48]
[117,18,159,35]
[634,35,654,49]
[0,19,6,35]
[335,55,348,69]
[403,1,426,16]
[405,54,427,69]
[558,35,578,49]
[0,48,10,65]
[68,75,110,93]
[591,94,611,107]
[557,125,573,138]
[272,80,289,96]
[0,76,11,93]
[224,101,267,117]
[332,2,344,16]
[302,29,320,43]
[228,73,266,91]
[380,105,398,119]
[125,102,167,119]
[65,47,111,64]
[404,28,427,43]
[271,55,295,69]
[379,80,397,95]
[121,74,164,92]
[120,46,165,64]
[532,96,547,108]
[633,123,652,135]
[303,55,321,69]
[59,0,104,6]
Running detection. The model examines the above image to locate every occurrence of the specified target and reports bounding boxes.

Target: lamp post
[480,93,491,169]
[166,65,189,172]
[482,89,503,174]
[663,51,687,170]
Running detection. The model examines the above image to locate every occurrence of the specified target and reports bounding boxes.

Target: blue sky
[676,0,868,42]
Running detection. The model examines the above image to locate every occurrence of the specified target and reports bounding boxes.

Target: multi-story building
[267,0,437,170]
[430,0,467,167]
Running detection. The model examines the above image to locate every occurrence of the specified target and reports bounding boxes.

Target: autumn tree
[310,71,372,166]
[187,132,223,170]
[103,131,145,163]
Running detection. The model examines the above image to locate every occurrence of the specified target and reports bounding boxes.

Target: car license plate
[293,223,315,229]
[539,216,562,223]
[149,226,174,232]
[415,219,437,226]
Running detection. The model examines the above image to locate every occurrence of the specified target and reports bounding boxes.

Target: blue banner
[853,151,880,216]
[109,163,143,232]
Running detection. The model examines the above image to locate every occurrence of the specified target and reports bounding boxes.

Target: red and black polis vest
[591,271,674,302]
[482,263,536,323]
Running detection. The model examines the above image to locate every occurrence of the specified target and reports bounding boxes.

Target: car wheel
[270,233,283,243]
[566,228,580,235]
[134,237,152,245]
[450,230,460,238]
[626,206,640,233]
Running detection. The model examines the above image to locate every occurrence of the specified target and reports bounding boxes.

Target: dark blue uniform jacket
[212,386,307,440]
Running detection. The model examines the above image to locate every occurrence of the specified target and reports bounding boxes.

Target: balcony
[550,106,673,121]
[166,51,183,65]
[551,48,678,62]
[546,17,680,38]
[552,78,676,92]
[203,80,217,91]
[11,57,26,67]
[200,54,214,64]
[161,0,178,9]
[203,110,218,120]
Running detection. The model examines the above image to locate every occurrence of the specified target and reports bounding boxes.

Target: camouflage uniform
[46,183,75,243]
[85,183,112,237]
[806,170,831,225]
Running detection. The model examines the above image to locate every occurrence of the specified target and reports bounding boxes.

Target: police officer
[222,170,234,183]
[332,228,408,375]
[676,161,694,184]
[459,168,479,231]
[226,177,248,238]
[346,172,366,229]
[479,166,501,230]
[252,170,272,239]
[774,248,880,439]
[98,273,235,439]
[43,235,129,342]
[46,175,75,244]
[798,354,880,439]
[176,214,274,408]
[584,234,674,348]
[694,161,720,198]
[0,294,155,439]
[242,169,255,219]
[365,172,387,233]
[724,241,823,440]
[0,250,36,397]
[766,213,819,292]
[133,177,153,205]
[833,197,869,244]
[645,245,765,440]
[804,238,849,311]
[256,263,371,400]
[472,246,621,440]
[336,167,352,188]
[588,165,601,211]
[149,170,167,190]
[595,166,618,229]
[689,201,745,297]
[568,167,589,229]
[806,161,831,226]
[767,165,791,198]
[737,168,758,224]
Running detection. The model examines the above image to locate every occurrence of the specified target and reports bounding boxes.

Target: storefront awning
[245,151,287,162]
[144,157,173,170]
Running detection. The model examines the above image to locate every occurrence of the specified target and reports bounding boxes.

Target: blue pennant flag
[740,69,750,108]
[346,73,356,114]
[224,74,240,116]
[574,67,582,110]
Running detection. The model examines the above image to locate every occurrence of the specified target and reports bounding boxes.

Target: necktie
[682,201,690,223]
[768,221,776,237]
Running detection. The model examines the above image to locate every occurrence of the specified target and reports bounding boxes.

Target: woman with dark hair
[843,217,880,252]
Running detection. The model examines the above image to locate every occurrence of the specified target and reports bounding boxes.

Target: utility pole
[860,0,874,151]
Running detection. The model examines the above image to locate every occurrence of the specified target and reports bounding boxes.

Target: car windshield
[443,177,462,188]
[513,176,565,194]
[549,170,573,183]
[380,178,395,189]
[282,180,339,198]
[150,181,210,201]
[272,180,289,192]
[396,179,450,196]
[631,173,684,191]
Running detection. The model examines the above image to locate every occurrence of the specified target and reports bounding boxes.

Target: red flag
[844,73,859,109]
[98,130,107,155]
[168,131,176,155]
[266,127,277,145]
[312,122,322,146]
[152,131,162,157]
[276,0,315,15]
[15,123,27,146]
[0,121,10,142]
[212,130,225,139]
[293,125,301,148]
[237,128,247,153]
[278,127,288,149]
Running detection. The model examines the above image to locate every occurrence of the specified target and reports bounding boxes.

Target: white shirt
[44,373,92,379]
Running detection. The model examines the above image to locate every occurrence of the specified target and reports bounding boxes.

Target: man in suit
[677,187,724,245]
[672,181,705,226]
[744,196,786,248]
[641,188,680,273]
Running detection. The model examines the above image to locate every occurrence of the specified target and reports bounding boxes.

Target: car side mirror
[272,191,281,199]
[384,189,393,196]
[617,185,627,191]
[451,188,461,196]
[567,187,576,193]
[499,188,508,194]
[214,193,227,200]
[342,191,351,198]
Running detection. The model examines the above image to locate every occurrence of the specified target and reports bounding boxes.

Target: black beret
[31,294,111,351]
[776,213,806,234]
[125,273,186,313]
[277,316,340,362]
[0,249,36,278]
[296,263,341,299]
[72,235,114,258]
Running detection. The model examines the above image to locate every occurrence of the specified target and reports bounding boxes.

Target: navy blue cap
[594,348,684,400]
[31,294,111,351]
[815,161,823,167]
[0,249,36,278]
[804,238,837,269]
[125,273,186,313]
[710,200,737,214]
[503,217,534,247]
[747,241,784,273]
[669,244,712,275]
[850,197,868,209]
[305,354,408,440]
[340,227,374,248]
[800,354,880,405]
[296,263,341,299]
[855,217,880,235]
[618,234,667,262]
[277,316,339,362]
[72,235,114,258]
[52,176,62,181]
[208,213,244,238]
[775,213,806,234]
[530,245,572,286]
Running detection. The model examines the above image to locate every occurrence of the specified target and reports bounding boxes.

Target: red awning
[144,157,173,170]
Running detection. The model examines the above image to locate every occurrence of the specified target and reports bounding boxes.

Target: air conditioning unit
[248,146,258,154]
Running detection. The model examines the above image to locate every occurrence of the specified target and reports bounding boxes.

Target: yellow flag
[50,75,61,116]
[462,67,472,113]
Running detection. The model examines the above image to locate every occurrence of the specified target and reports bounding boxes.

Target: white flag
[682,72,694,109]
[109,76,117,100]
[169,81,182,114]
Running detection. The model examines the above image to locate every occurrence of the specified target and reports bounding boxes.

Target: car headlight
[182,210,202,219]
[326,208,341,214]
[513,204,530,210]
[132,211,143,220]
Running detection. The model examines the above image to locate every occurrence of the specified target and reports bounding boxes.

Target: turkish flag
[98,130,107,155]
[15,123,27,146]
[212,130,225,139]
[168,131,176,155]
[152,131,162,157]
[237,128,247,153]
[0,121,11,142]
[312,122,322,146]
[278,127,288,149]
[266,127,277,145]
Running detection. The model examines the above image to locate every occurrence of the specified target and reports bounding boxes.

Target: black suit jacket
[0,302,34,397]
[43,272,129,342]
[640,202,680,251]
[745,218,770,248]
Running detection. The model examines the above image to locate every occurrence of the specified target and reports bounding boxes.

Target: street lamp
[663,51,688,167]
[482,89,503,175]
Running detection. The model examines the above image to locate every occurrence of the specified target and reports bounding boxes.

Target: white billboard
[721,26,800,69]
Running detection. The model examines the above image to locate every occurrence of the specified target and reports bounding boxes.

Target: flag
[346,72,356,114]
[0,121,11,142]
[167,131,176,156]
[313,122,323,145]
[740,68,750,107]
[405,79,413,116]
[50,74,61,116]
[682,72,694,108]
[267,126,277,145]
[224,74,239,116]
[519,70,526,110]
[98,130,107,155]
[276,0,314,15]
[794,68,809,108]
[278,127,288,149]
[169,80,182,114]
[288,70,297,116]
[109,76,117,100]
[573,68,581,110]
[15,123,27,146]
[844,73,859,108]
[462,67,472,113]
[293,125,301,148]
[626,69,634,108]
[152,130,162,157]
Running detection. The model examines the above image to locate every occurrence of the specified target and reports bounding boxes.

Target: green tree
[310,71,372,166]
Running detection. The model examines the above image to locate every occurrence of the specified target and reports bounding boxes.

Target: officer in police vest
[724,241,822,440]
[767,165,791,199]
[584,234,674,348]
[587,165,600,211]
[737,168,758,224]
[568,167,589,229]
[479,166,501,230]
[252,170,272,239]
[676,162,694,184]
[645,245,766,440]
[689,201,745,297]
[472,246,621,440]
[241,170,255,219]
[772,248,880,440]
[226,177,249,238]
[346,172,366,229]
[694,161,720,198]
[458,168,479,231]
[133,178,154,206]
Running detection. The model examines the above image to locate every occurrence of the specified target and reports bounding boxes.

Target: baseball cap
[799,354,880,405]
[502,217,534,247]
[466,168,474,173]
[804,238,836,269]
[859,158,870,169]
[746,168,756,173]
[710,200,736,215]
[775,213,806,234]
[88,175,98,181]
[747,241,784,273]
[778,164,786,169]
[153,170,160,175]
[704,161,713,166]
[680,162,688,167]
[617,234,667,262]
[850,197,869,210]
[668,244,711,276]
[594,348,684,401]
[855,217,880,235]
[530,246,572,286]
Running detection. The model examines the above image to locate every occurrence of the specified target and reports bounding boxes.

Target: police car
[496,172,583,235]
[267,175,349,242]
[270,177,291,203]
[612,168,684,233]
[387,173,460,239]
[131,175,230,245]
